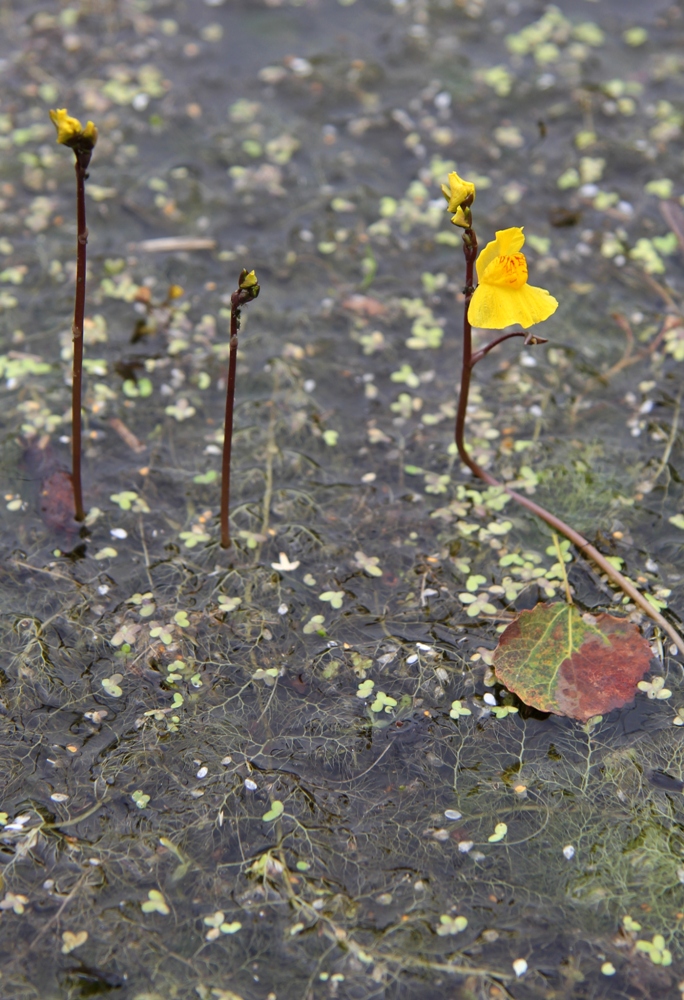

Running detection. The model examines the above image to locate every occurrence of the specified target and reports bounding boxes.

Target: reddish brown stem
[455,228,684,656]
[471,330,547,367]
[454,228,478,472]
[220,304,239,548]
[71,149,91,522]
[220,276,259,548]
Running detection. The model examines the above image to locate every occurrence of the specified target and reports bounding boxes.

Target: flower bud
[441,170,476,214]
[239,269,258,290]
[49,108,98,152]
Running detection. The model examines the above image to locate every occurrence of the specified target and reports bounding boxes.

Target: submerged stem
[455,229,684,657]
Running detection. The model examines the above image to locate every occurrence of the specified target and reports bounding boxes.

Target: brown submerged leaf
[493,602,653,721]
[41,469,77,533]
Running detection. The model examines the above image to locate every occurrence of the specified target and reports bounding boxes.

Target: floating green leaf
[488,822,507,843]
[303,615,326,635]
[218,595,242,612]
[262,800,284,822]
[110,491,150,513]
[61,930,88,954]
[141,889,170,915]
[635,934,672,966]
[449,700,471,719]
[319,591,344,609]
[193,469,218,484]
[370,691,397,714]
[101,674,123,697]
[436,914,468,936]
[493,603,652,721]
[94,547,117,560]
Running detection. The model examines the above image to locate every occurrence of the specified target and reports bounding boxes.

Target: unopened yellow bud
[239,269,258,290]
[441,170,476,215]
[167,284,184,300]
[450,206,471,229]
[81,120,99,146]
[49,108,98,150]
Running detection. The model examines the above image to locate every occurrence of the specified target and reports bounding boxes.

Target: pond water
[2,0,684,997]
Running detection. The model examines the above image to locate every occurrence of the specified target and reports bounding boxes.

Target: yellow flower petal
[469,281,558,329]
[475,227,525,281]
[475,236,501,282]
[49,108,98,149]
[470,226,557,329]
[239,269,258,289]
[481,251,528,289]
[494,227,525,257]
[441,170,476,213]
[450,207,469,228]
[49,108,84,144]
[82,120,99,145]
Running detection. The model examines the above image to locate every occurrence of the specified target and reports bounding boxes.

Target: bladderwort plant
[443,170,684,655]
[50,108,98,523]
[220,268,260,548]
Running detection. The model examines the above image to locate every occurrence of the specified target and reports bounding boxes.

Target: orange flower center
[484,252,528,290]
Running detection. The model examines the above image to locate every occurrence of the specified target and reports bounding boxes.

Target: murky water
[1,1,684,997]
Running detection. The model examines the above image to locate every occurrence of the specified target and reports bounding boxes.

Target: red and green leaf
[493,603,653,721]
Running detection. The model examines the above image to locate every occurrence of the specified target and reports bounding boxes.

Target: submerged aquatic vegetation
[3,2,684,998]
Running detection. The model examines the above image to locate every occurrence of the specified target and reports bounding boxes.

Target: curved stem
[455,230,684,657]
[471,330,546,367]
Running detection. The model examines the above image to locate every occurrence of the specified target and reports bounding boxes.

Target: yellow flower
[49,108,98,150]
[441,171,476,212]
[239,269,258,290]
[468,227,558,329]
[441,171,476,227]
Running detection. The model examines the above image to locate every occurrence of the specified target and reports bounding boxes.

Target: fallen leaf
[40,470,76,533]
[493,603,652,721]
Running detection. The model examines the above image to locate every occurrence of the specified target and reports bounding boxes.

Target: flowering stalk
[443,172,684,655]
[50,109,98,522]
[220,269,260,548]
[70,148,90,522]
